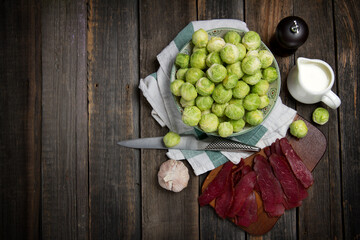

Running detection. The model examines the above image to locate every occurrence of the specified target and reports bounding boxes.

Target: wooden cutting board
[201,115,327,235]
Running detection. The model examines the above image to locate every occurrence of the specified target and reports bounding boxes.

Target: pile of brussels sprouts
[170,29,278,137]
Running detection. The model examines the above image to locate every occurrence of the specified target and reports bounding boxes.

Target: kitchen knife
[117,135,260,152]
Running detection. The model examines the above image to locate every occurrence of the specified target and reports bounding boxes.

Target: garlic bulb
[158,159,190,192]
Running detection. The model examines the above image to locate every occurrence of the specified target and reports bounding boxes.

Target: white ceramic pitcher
[287,57,341,109]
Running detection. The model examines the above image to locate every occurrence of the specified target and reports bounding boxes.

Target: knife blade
[117,135,260,152]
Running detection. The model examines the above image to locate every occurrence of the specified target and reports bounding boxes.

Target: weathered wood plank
[0,0,41,239]
[334,0,360,239]
[139,0,199,239]
[87,0,141,239]
[41,0,88,239]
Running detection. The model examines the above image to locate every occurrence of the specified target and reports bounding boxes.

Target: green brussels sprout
[222,73,239,89]
[251,80,269,96]
[163,131,181,147]
[224,31,241,44]
[199,113,219,133]
[241,55,261,75]
[175,53,189,69]
[206,37,226,52]
[176,68,188,80]
[180,82,198,101]
[185,68,205,84]
[230,119,246,132]
[226,61,244,79]
[242,70,262,85]
[170,79,185,96]
[193,46,208,55]
[195,96,214,111]
[258,95,270,109]
[211,102,229,117]
[182,106,202,126]
[312,107,329,125]
[206,52,223,67]
[218,122,234,137]
[245,110,264,126]
[289,120,308,138]
[229,98,243,106]
[243,93,261,111]
[192,28,208,48]
[180,97,195,108]
[220,43,240,64]
[225,104,245,120]
[206,63,227,83]
[235,43,247,61]
[201,109,211,115]
[246,50,259,57]
[258,50,274,68]
[190,51,207,70]
[262,67,278,83]
[212,84,233,104]
[242,31,261,50]
[232,81,250,99]
[195,77,215,96]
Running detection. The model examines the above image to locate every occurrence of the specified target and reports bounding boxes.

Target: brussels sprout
[312,107,329,125]
[246,50,259,57]
[180,82,197,101]
[258,50,274,68]
[218,122,234,137]
[195,77,215,96]
[220,43,240,64]
[211,102,229,117]
[163,131,181,147]
[224,31,241,44]
[185,68,205,84]
[243,93,261,111]
[226,61,244,79]
[180,97,195,108]
[245,110,264,126]
[241,55,261,75]
[262,67,278,83]
[195,96,214,111]
[222,73,239,89]
[242,31,261,50]
[170,79,185,96]
[232,81,250,99]
[192,28,208,48]
[190,51,207,70]
[199,113,219,133]
[230,119,246,132]
[235,43,247,61]
[225,104,245,120]
[193,46,208,55]
[175,53,189,69]
[242,70,262,85]
[206,37,226,52]
[206,63,227,83]
[289,120,308,138]
[212,84,233,104]
[251,80,269,96]
[229,98,243,106]
[182,106,202,126]
[258,95,270,109]
[206,52,223,67]
[176,68,188,80]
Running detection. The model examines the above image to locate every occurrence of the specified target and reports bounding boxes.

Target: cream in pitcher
[287,57,341,109]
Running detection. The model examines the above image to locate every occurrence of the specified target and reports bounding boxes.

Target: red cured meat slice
[227,171,257,218]
[215,173,234,218]
[198,161,234,206]
[268,153,308,208]
[275,139,284,156]
[241,165,252,177]
[264,146,271,157]
[235,191,258,227]
[253,154,285,217]
[279,138,314,188]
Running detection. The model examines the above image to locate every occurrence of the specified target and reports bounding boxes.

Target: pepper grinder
[270,16,309,57]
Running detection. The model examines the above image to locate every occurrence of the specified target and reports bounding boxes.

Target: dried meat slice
[198,161,234,206]
[215,172,234,218]
[235,191,258,227]
[279,138,314,188]
[264,146,272,157]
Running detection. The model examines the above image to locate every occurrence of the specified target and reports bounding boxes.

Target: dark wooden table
[1,0,359,239]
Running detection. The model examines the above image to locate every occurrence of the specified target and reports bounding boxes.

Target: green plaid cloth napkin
[139,19,296,175]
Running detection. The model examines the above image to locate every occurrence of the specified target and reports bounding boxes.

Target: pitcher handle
[321,90,341,109]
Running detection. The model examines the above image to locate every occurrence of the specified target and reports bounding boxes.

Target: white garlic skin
[158,159,190,192]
